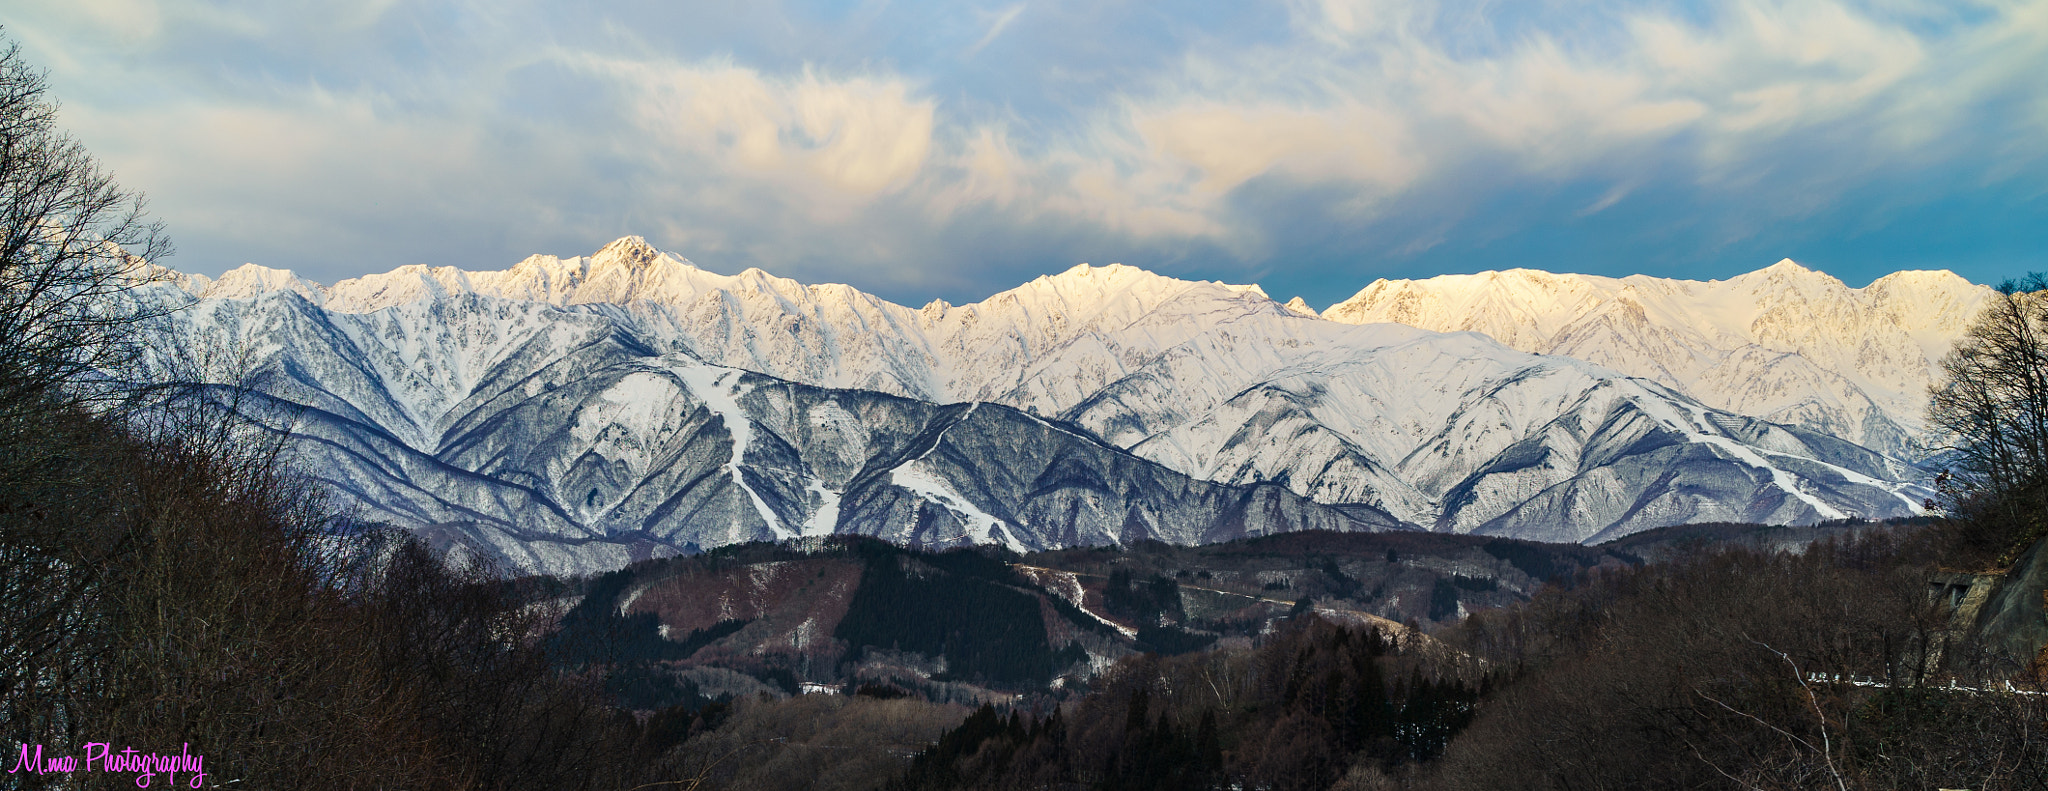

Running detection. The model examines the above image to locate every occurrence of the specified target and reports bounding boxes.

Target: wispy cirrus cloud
[966,4,1029,58]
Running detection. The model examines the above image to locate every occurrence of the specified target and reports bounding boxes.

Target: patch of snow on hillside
[674,363,791,539]
[802,478,841,537]
[888,460,1026,553]
[1021,567,1138,638]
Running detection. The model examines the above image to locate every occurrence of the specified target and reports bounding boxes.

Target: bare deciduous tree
[0,33,171,420]
[1928,273,2048,563]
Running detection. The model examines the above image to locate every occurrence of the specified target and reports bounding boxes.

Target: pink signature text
[9,742,207,788]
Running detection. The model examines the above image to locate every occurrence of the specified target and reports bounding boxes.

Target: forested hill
[535,524,1914,714]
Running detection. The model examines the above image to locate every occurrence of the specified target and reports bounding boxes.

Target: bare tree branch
[0,34,174,423]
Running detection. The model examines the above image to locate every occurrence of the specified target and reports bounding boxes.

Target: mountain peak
[1727,257,1847,293]
[592,236,662,268]
[1866,268,1973,289]
[1036,262,1274,303]
[1020,263,1189,300]
[1282,296,1319,317]
[218,262,304,281]
[1051,262,1146,280]
[206,263,325,303]
[1742,258,1835,283]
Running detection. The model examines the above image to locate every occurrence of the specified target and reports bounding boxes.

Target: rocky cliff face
[148,240,1936,573]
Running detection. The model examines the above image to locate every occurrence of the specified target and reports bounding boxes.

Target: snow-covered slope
[152,239,1936,572]
[156,286,1401,575]
[1322,261,1991,459]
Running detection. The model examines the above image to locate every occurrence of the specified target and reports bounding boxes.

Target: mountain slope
[160,287,1403,575]
[1321,261,1991,458]
[151,240,1934,570]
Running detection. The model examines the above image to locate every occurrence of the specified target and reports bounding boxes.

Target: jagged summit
[203,263,326,303]
[1024,262,1189,298]
[174,243,1281,339]
[1757,257,1814,274]
[1725,258,1847,297]
[592,235,661,267]
[1030,262,1270,297]
[1056,262,1139,277]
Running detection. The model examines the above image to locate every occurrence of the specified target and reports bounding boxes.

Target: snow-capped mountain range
[149,238,1950,574]
[1323,262,1991,459]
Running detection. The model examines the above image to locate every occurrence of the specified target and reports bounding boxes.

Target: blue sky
[8,0,2046,307]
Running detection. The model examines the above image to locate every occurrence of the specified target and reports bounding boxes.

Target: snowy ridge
[152,239,1945,572]
[1322,261,1992,458]
[1622,380,1845,520]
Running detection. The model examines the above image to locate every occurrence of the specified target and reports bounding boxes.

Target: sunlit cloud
[4,0,2042,304]
[562,54,937,197]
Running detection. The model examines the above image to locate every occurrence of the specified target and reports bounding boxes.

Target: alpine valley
[147,238,1961,575]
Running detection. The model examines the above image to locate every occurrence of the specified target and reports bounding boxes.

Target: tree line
[889,615,1481,791]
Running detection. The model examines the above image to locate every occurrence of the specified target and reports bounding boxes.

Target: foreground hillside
[540,533,1561,710]
[880,526,2047,791]
[530,522,1911,714]
[555,518,2037,791]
